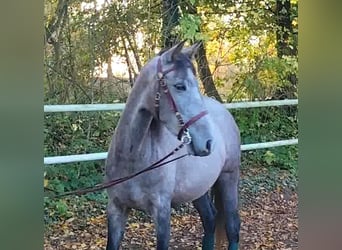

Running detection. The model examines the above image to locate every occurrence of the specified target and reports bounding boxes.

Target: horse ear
[162,40,186,63]
[181,41,202,60]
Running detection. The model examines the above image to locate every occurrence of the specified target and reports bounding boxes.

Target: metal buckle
[154,92,160,108]
[157,72,163,80]
[160,79,167,87]
[181,129,192,144]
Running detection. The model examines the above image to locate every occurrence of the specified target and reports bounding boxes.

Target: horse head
[155,41,214,157]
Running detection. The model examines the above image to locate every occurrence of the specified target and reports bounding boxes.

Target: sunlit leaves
[179,13,203,41]
[194,0,298,100]
[264,150,276,165]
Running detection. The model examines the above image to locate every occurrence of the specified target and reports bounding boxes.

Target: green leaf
[264,150,276,165]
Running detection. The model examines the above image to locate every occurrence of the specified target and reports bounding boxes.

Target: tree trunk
[121,36,135,87]
[161,0,180,48]
[195,43,223,102]
[275,0,294,57]
[124,31,142,71]
[45,0,69,99]
[45,0,69,45]
[185,3,223,102]
[107,55,114,81]
[275,0,297,99]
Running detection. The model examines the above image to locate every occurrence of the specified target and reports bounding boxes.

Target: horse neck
[113,60,159,160]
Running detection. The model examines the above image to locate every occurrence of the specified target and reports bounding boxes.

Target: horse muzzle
[187,138,213,157]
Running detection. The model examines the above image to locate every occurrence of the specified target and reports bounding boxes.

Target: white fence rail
[44,99,298,113]
[44,99,298,165]
[44,139,298,165]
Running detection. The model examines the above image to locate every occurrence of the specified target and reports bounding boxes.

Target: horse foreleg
[151,200,171,250]
[106,200,129,250]
[216,171,240,250]
[193,192,217,250]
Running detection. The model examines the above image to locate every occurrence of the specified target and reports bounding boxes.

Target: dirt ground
[44,166,298,250]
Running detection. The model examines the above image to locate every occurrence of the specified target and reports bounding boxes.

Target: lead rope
[46,143,188,198]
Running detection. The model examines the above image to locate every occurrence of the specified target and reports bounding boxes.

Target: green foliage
[232,106,298,172]
[55,200,70,217]
[179,13,204,42]
[264,150,276,165]
[227,55,298,100]
[44,110,119,222]
[195,0,298,100]
[44,111,120,156]
[44,192,107,223]
[44,159,108,222]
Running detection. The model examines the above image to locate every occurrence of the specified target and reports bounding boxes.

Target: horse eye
[174,83,186,91]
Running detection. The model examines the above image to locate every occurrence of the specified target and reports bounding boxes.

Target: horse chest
[172,156,223,203]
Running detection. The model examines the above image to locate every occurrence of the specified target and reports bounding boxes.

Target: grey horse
[105,41,241,250]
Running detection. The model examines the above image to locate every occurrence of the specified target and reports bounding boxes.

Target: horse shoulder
[203,97,239,136]
[204,96,241,171]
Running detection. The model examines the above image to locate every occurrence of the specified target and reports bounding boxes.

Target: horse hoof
[201,234,214,250]
[228,242,239,250]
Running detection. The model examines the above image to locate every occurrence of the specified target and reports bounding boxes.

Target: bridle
[45,56,210,198]
[154,57,208,144]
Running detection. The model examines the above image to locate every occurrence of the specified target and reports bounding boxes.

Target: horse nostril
[206,139,212,152]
